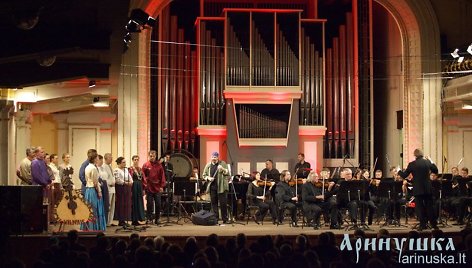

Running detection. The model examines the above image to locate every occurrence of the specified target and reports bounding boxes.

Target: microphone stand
[160,174,182,227]
[227,176,245,226]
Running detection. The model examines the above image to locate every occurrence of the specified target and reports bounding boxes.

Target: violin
[257,181,273,187]
[314,181,330,188]
[288,179,305,186]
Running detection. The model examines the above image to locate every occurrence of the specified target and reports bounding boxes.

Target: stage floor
[46,217,464,238]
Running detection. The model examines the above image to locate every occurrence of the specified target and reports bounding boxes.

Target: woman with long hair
[129,155,145,225]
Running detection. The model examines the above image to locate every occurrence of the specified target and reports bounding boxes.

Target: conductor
[398,148,438,231]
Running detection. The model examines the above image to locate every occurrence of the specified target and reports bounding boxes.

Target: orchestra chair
[245,203,263,225]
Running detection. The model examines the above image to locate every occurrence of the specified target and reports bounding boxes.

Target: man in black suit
[398,148,439,231]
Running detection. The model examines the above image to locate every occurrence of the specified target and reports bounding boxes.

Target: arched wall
[375,0,442,166]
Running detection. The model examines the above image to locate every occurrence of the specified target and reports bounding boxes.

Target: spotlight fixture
[451,48,464,63]
[125,19,142,33]
[122,9,156,54]
[467,44,472,56]
[88,80,96,88]
[129,9,156,27]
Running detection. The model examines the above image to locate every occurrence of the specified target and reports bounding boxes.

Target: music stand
[173,180,198,223]
[357,180,373,231]
[159,182,182,227]
[439,173,453,182]
[227,180,245,226]
[378,179,407,228]
[337,180,362,230]
[432,179,452,227]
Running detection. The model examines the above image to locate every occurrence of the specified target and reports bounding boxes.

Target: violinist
[302,172,338,229]
[327,168,358,228]
[261,159,280,200]
[357,169,377,226]
[275,170,298,226]
[452,167,471,225]
[294,153,311,179]
[246,171,278,225]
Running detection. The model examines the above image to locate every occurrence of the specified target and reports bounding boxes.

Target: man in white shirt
[103,153,116,226]
[17,147,35,185]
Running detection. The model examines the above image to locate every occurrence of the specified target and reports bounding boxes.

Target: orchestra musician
[327,168,358,228]
[294,153,311,179]
[246,171,278,225]
[275,170,299,226]
[261,160,280,182]
[302,171,338,229]
[452,167,471,225]
[357,169,377,225]
[202,152,230,224]
[398,149,438,231]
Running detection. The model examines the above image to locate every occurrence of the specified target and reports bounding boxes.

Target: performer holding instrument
[302,172,338,229]
[202,152,230,224]
[246,171,278,224]
[294,153,311,179]
[275,170,299,226]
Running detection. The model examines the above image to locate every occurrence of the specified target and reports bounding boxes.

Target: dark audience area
[2,228,472,268]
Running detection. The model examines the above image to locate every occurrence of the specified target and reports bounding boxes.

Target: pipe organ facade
[151,0,370,173]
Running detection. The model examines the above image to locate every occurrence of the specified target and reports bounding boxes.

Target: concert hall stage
[12,217,467,240]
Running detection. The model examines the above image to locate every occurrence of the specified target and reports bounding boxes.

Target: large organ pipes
[200,22,206,125]
[346,12,354,155]
[339,25,346,155]
[322,13,356,159]
[211,37,217,125]
[156,7,199,155]
[178,30,184,139]
[226,21,250,86]
[161,9,170,152]
[327,48,334,157]
[309,43,315,125]
[169,16,177,151]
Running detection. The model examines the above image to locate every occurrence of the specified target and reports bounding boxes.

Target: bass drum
[168,151,199,178]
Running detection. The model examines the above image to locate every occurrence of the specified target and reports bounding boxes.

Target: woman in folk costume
[129,155,145,226]
[80,151,106,231]
[114,157,133,226]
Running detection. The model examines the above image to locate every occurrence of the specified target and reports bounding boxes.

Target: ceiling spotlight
[450,49,464,63]
[123,32,132,44]
[467,44,472,56]
[125,19,142,33]
[89,80,96,88]
[129,9,155,27]
[451,48,459,58]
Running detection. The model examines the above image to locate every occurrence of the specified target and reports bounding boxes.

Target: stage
[20,217,467,238]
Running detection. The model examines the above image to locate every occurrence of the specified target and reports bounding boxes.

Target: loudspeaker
[0,186,47,234]
[191,209,217,226]
[396,110,403,129]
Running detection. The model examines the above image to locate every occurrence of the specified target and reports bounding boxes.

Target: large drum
[167,151,199,178]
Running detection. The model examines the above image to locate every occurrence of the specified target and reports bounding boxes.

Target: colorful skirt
[80,187,106,231]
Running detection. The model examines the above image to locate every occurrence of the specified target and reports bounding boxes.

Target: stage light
[129,9,155,27]
[467,44,472,56]
[89,80,96,88]
[125,19,141,33]
[122,9,155,54]
[451,48,464,63]
[92,97,109,107]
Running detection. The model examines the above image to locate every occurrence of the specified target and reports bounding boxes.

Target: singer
[202,151,230,224]
[142,150,166,225]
